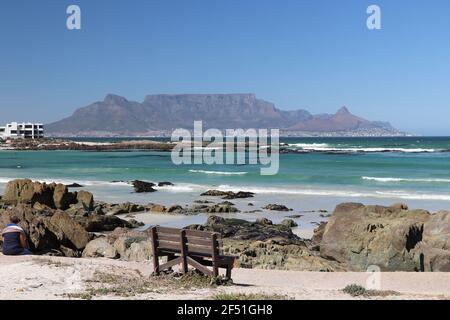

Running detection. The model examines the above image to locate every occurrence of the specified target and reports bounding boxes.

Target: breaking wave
[285,143,442,153]
[189,170,248,175]
[363,176,450,183]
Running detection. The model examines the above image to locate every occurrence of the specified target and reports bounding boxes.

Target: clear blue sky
[0,0,449,135]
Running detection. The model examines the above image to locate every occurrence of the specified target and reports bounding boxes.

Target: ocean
[1,137,450,232]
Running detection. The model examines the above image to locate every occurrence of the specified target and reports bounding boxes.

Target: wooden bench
[150,226,235,279]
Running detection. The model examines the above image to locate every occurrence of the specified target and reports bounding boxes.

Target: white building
[0,122,44,140]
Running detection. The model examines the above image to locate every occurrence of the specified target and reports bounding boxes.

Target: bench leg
[226,265,232,279]
[212,261,219,277]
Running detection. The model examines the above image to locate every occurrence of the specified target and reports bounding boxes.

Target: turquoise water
[1,137,450,215]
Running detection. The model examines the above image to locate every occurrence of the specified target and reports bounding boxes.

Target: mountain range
[46,94,401,136]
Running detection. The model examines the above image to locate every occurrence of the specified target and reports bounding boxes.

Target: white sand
[0,254,448,300]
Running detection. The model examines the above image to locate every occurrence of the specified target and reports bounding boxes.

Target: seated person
[1,216,32,255]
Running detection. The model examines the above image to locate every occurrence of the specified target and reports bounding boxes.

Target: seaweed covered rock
[186,215,301,244]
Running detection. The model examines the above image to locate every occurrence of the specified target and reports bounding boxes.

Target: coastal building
[0,122,44,140]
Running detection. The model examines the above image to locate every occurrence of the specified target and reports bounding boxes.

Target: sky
[0,0,449,135]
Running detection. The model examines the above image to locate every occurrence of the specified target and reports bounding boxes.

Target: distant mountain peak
[336,106,350,115]
[104,94,129,105]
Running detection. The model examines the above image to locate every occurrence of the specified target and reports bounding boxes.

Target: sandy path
[0,254,448,300]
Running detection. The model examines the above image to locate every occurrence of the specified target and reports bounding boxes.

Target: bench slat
[157,233,180,242]
[156,226,181,235]
[186,237,216,247]
[184,229,215,239]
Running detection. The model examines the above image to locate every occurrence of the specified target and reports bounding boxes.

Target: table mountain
[46,94,400,136]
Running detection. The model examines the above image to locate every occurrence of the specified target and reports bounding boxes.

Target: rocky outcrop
[186,215,301,244]
[412,211,450,271]
[224,239,347,272]
[53,184,76,210]
[2,179,94,211]
[76,190,94,210]
[82,228,152,261]
[102,202,146,216]
[82,237,118,259]
[280,219,298,228]
[132,180,156,193]
[0,204,90,256]
[81,215,143,232]
[201,190,254,199]
[319,203,450,271]
[263,204,291,211]
[3,179,55,207]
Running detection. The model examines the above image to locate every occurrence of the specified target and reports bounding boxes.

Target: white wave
[189,170,248,175]
[215,184,450,201]
[363,176,450,183]
[286,144,439,153]
[157,183,208,193]
[374,191,450,201]
[286,143,330,148]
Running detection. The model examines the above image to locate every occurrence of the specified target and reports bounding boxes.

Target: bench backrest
[152,226,223,257]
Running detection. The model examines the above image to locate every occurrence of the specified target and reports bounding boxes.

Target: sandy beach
[0,254,448,300]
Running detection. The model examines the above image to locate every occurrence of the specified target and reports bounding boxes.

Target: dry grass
[343,284,401,298]
[33,258,73,268]
[65,269,232,300]
[213,293,291,300]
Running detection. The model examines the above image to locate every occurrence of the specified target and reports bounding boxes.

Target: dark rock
[194,200,214,204]
[201,190,255,199]
[66,183,83,188]
[132,180,157,193]
[105,202,145,215]
[223,191,255,200]
[280,219,298,228]
[185,215,301,244]
[256,218,273,225]
[167,205,184,213]
[264,204,290,211]
[206,203,239,213]
[201,190,230,197]
[158,182,174,187]
[81,215,136,232]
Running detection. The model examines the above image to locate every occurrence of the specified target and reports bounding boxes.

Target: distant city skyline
[1,0,449,135]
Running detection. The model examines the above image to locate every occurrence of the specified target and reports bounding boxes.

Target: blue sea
[1,137,450,233]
